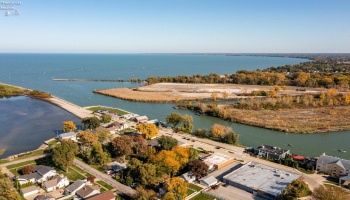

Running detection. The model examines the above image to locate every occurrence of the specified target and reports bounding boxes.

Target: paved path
[73,159,136,197]
[0,154,50,177]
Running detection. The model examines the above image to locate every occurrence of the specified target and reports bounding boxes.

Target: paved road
[0,154,50,177]
[159,130,324,191]
[73,158,136,197]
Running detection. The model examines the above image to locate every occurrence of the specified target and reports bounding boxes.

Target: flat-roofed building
[254,144,290,160]
[202,153,234,170]
[223,161,300,200]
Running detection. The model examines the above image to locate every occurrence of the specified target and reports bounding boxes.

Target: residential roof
[59,131,77,138]
[18,172,42,180]
[340,175,350,182]
[318,154,350,170]
[255,144,289,156]
[35,165,55,176]
[223,161,301,197]
[203,153,231,166]
[21,185,39,194]
[107,161,127,171]
[199,176,217,186]
[76,185,98,198]
[292,155,305,160]
[34,194,55,200]
[65,180,85,193]
[147,138,160,147]
[86,191,115,200]
[181,172,196,182]
[44,176,63,188]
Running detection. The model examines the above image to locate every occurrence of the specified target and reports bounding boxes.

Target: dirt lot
[94,83,326,103]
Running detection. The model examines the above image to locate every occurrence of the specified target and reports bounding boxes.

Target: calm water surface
[0,54,349,159]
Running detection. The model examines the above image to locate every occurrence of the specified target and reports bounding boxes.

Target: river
[0,53,349,159]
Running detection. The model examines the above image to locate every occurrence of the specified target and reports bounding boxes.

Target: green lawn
[188,183,203,192]
[190,193,216,200]
[88,106,129,115]
[187,189,195,196]
[97,180,114,190]
[63,167,86,181]
[6,160,36,169]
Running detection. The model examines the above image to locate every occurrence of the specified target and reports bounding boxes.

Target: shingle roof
[18,172,42,180]
[34,194,55,200]
[21,185,39,194]
[318,154,350,170]
[44,176,62,188]
[35,165,55,176]
[76,185,98,198]
[65,180,85,193]
[255,144,289,155]
[86,191,115,200]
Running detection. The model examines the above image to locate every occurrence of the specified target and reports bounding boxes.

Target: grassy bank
[87,106,129,115]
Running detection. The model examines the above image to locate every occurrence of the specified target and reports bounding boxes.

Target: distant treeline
[146,60,350,89]
[0,84,52,99]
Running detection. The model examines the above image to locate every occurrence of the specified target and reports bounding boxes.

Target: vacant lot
[94,83,325,103]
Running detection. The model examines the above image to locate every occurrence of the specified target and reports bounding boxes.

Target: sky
[0,0,349,53]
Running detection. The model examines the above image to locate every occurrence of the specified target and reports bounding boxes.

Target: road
[159,129,324,191]
[73,158,136,197]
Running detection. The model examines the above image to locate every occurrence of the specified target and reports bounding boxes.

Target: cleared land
[94,83,326,102]
[219,105,350,133]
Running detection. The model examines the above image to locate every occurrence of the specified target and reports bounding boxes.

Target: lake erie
[0,53,349,159]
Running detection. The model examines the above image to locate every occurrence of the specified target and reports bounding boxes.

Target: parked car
[131,182,138,189]
[215,146,221,149]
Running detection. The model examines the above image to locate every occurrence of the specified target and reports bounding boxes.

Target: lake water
[0,53,349,159]
[0,96,80,158]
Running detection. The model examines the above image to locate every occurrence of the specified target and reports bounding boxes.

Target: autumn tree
[135,186,157,200]
[137,124,159,139]
[210,124,232,139]
[111,136,133,159]
[345,94,350,105]
[194,128,207,138]
[21,165,35,175]
[52,139,78,172]
[77,130,98,156]
[312,185,350,200]
[182,114,194,133]
[150,150,181,175]
[96,130,112,143]
[164,177,188,200]
[188,159,209,179]
[131,135,148,155]
[274,85,281,92]
[224,131,239,145]
[173,146,190,167]
[62,121,77,133]
[277,180,311,200]
[211,92,218,101]
[166,113,184,129]
[81,117,100,129]
[129,158,158,186]
[100,114,112,123]
[0,178,21,200]
[88,142,111,165]
[157,136,178,150]
[222,91,229,99]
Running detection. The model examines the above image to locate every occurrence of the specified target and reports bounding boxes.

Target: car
[186,138,191,140]
[131,182,138,188]
[106,170,114,175]
[215,146,221,149]
[182,137,186,139]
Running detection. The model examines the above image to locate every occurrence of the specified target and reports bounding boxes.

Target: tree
[182,114,194,133]
[277,180,311,200]
[81,117,100,129]
[275,85,281,92]
[222,91,229,99]
[135,186,157,200]
[52,139,78,172]
[100,114,112,123]
[62,121,77,133]
[162,192,176,200]
[312,185,350,200]
[136,124,159,139]
[211,92,218,101]
[0,178,22,200]
[131,135,148,155]
[150,150,181,175]
[210,124,232,139]
[157,136,178,150]
[194,129,207,138]
[188,159,209,179]
[173,146,190,167]
[224,131,239,145]
[165,177,188,200]
[166,113,184,129]
[21,165,35,175]
[111,136,133,159]
[96,130,113,143]
[188,148,199,161]
[77,130,98,155]
[88,142,110,165]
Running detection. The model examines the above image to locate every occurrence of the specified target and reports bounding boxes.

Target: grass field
[188,183,203,192]
[187,189,195,196]
[6,160,36,169]
[190,193,216,200]
[87,106,129,115]
[97,180,114,190]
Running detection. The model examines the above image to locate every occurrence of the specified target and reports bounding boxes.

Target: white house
[316,153,350,177]
[43,175,69,192]
[20,185,39,197]
[64,179,86,195]
[17,165,57,184]
[181,172,196,183]
[199,176,217,187]
[76,185,100,199]
[58,131,77,141]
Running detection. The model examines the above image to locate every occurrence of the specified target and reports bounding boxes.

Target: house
[76,185,100,199]
[34,194,55,200]
[181,172,196,183]
[199,176,217,187]
[64,179,86,195]
[316,153,350,177]
[147,138,161,148]
[254,144,290,160]
[17,165,57,184]
[202,153,234,170]
[134,116,148,123]
[86,190,115,200]
[20,185,39,197]
[107,121,128,131]
[106,161,128,172]
[58,131,77,141]
[43,175,69,192]
[122,113,139,120]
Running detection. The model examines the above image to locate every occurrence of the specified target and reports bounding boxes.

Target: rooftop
[65,180,85,193]
[318,153,350,170]
[86,190,115,200]
[34,194,54,200]
[21,185,39,194]
[59,131,77,138]
[255,144,289,155]
[223,161,300,197]
[203,153,231,166]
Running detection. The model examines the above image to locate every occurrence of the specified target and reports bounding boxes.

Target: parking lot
[206,184,265,200]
